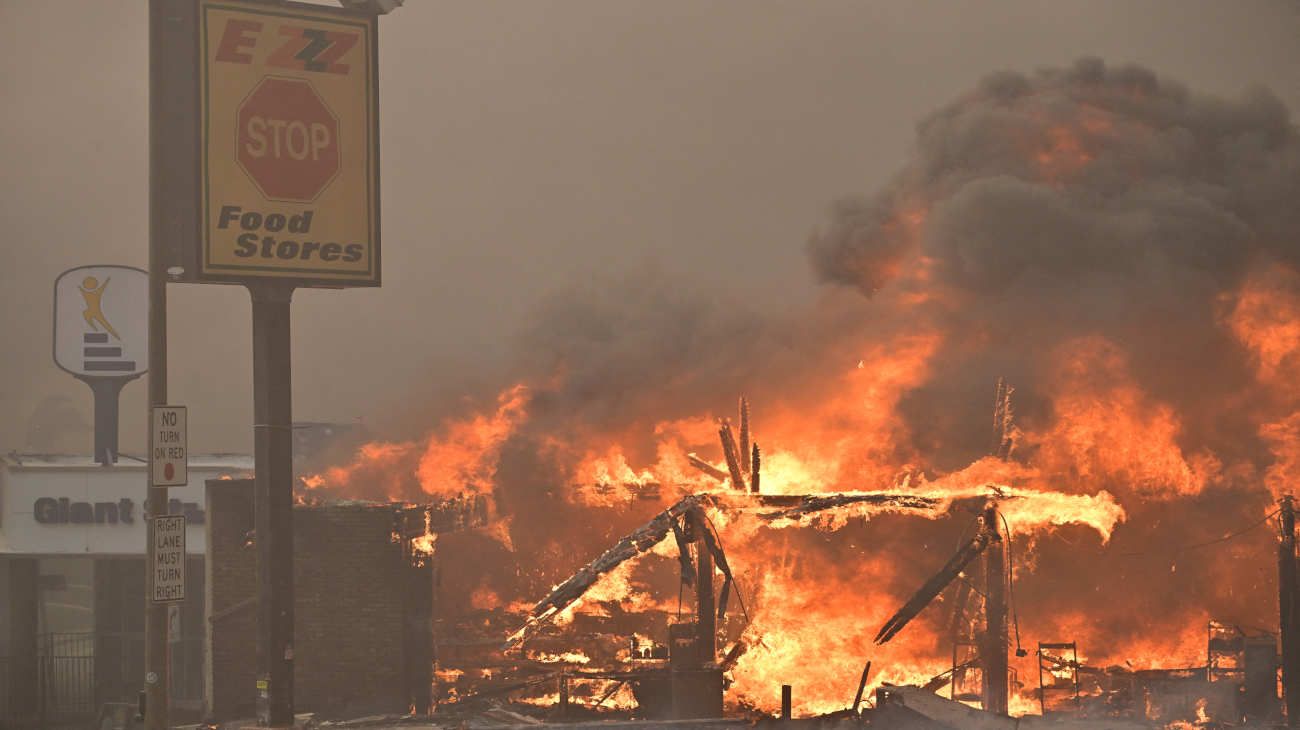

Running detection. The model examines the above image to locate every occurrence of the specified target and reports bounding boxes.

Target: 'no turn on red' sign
[152,406,188,487]
[198,0,379,286]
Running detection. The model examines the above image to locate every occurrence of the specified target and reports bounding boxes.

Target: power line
[1000,513,1024,657]
[1114,508,1280,558]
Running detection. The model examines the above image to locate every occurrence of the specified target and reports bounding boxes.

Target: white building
[0,452,251,724]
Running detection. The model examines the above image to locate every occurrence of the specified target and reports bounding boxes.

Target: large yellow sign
[199,0,378,285]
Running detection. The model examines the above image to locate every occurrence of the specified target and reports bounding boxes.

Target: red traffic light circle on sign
[164,463,175,481]
[236,76,341,203]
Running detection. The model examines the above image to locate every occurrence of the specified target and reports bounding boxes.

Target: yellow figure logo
[79,276,121,341]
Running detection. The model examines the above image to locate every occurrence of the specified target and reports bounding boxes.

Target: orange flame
[1031,337,1217,498]
[302,384,530,502]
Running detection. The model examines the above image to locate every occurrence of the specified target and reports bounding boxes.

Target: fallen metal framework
[1036,641,1081,715]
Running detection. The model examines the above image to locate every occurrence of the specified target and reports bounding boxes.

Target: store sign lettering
[33,497,205,526]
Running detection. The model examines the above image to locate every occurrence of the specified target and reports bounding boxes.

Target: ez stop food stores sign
[194,0,378,286]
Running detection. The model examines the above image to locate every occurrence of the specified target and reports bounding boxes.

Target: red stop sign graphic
[236,77,340,203]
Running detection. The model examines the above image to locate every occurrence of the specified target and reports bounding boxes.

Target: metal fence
[39,632,97,721]
[1,632,97,726]
[2,631,207,726]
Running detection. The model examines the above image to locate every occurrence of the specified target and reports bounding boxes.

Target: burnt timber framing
[503,491,942,652]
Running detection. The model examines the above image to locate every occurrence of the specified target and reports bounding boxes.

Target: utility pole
[981,503,1008,716]
[144,2,182,726]
[1280,496,1299,726]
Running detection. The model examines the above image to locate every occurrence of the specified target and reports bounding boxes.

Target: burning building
[299,58,1300,727]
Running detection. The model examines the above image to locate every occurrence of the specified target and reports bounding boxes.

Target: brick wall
[205,480,433,721]
[205,480,258,720]
[294,506,410,716]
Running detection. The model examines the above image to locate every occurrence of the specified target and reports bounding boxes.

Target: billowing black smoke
[809,57,1300,468]
[811,57,1299,295]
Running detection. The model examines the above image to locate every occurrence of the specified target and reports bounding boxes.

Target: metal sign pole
[250,282,296,726]
[144,169,172,723]
[146,2,187,725]
[81,375,134,465]
[145,84,171,730]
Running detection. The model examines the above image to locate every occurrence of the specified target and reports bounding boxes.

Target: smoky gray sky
[1,0,1298,455]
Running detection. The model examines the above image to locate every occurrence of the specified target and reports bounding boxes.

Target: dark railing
[3,631,205,726]
[2,632,97,726]
[39,632,97,720]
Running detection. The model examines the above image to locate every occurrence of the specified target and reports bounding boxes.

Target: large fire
[302,58,1297,724]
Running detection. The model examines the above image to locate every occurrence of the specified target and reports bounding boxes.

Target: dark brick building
[204,479,485,721]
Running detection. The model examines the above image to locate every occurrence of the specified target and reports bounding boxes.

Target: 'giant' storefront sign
[0,457,248,555]
[33,497,204,526]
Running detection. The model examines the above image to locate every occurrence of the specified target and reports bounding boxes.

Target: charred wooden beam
[719,640,747,672]
[991,379,1015,461]
[693,507,716,664]
[739,397,751,476]
[750,443,760,494]
[946,568,977,698]
[693,508,735,624]
[710,493,808,508]
[718,420,746,490]
[671,513,695,588]
[696,512,733,581]
[594,679,626,709]
[875,522,993,645]
[922,657,980,694]
[852,661,872,713]
[716,574,732,621]
[754,492,941,521]
[946,572,973,644]
[503,495,700,650]
[687,453,729,483]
